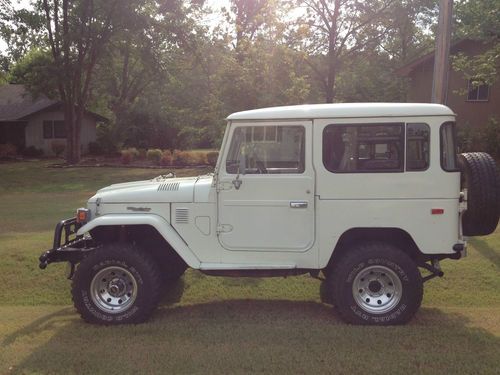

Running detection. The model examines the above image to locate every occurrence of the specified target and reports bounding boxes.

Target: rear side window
[406,123,430,171]
[440,122,458,171]
[323,123,404,173]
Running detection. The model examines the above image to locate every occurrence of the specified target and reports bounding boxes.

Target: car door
[217,121,315,252]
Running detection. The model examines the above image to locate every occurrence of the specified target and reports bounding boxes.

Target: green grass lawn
[0,160,499,374]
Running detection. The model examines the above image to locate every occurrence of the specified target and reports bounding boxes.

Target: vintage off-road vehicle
[39,103,500,325]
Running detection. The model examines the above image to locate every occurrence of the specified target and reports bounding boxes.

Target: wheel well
[325,227,424,273]
[89,225,187,275]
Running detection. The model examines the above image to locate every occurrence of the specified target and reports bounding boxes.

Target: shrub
[120,148,139,165]
[206,151,219,166]
[146,148,162,164]
[173,150,191,165]
[482,117,500,159]
[22,146,44,158]
[192,151,207,165]
[0,144,17,159]
[51,141,66,157]
[88,141,103,155]
[160,150,173,166]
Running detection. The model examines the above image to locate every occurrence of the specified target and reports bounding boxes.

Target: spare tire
[458,152,500,236]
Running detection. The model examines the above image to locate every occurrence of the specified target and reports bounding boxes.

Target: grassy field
[0,160,499,374]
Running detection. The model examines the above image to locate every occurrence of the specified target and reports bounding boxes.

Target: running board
[199,263,306,278]
[199,263,297,270]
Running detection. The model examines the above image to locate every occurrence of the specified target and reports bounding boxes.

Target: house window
[42,120,66,139]
[467,79,489,101]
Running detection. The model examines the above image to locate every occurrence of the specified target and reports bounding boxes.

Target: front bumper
[39,217,95,269]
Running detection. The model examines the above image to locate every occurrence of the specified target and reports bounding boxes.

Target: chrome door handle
[290,201,308,209]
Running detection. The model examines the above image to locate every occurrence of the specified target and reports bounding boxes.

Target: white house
[0,84,106,155]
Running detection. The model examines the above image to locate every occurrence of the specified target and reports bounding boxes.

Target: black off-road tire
[328,242,423,325]
[458,152,500,236]
[72,244,162,325]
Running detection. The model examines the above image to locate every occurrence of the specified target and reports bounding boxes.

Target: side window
[323,123,404,173]
[406,123,430,171]
[226,125,305,174]
[440,121,458,171]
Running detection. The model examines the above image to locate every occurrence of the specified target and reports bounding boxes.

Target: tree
[452,0,500,87]
[0,6,46,65]
[378,0,436,64]
[288,0,395,103]
[40,0,127,162]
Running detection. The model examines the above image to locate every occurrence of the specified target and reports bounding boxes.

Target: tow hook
[420,259,444,283]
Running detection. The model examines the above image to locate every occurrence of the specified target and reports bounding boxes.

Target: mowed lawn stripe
[0,305,499,374]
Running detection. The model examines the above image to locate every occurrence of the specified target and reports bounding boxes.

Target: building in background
[0,84,106,155]
[397,39,499,130]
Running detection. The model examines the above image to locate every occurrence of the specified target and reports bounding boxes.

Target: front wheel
[72,244,162,325]
[328,242,423,325]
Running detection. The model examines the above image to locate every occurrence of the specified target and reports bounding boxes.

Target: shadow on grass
[4,301,500,374]
[471,237,500,269]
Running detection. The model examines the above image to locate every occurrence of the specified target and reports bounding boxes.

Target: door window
[226,125,305,174]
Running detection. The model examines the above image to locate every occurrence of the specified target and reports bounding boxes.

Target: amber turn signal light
[76,208,90,223]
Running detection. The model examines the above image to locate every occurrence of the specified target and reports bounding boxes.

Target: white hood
[88,174,214,204]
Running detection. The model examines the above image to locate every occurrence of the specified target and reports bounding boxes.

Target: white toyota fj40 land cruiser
[39,103,500,325]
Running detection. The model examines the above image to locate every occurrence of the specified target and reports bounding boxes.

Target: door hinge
[216,224,233,234]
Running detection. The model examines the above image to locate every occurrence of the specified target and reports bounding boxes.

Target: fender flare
[77,214,201,268]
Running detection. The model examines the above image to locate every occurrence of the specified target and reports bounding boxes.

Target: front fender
[77,214,201,268]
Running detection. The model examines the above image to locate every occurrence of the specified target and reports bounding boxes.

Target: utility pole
[431,0,453,104]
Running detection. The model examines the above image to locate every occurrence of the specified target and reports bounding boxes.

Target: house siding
[407,40,500,130]
[25,111,97,155]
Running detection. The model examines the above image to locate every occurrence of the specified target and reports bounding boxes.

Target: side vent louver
[175,208,189,224]
[158,182,180,191]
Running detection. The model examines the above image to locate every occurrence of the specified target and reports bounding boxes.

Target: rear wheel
[72,244,161,325]
[328,242,423,325]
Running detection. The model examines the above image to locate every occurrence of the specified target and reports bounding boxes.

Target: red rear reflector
[431,208,444,215]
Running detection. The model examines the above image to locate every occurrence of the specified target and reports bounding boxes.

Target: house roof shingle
[0,84,107,122]
[0,84,58,121]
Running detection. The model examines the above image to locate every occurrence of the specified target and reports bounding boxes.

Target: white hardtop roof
[227,103,455,121]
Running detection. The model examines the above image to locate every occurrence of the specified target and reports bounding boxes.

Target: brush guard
[39,218,96,274]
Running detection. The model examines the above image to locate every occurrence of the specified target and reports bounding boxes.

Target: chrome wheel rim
[352,265,402,314]
[90,266,138,314]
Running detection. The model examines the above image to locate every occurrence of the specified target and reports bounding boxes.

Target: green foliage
[146,148,162,164]
[457,116,500,158]
[453,0,500,86]
[452,44,500,88]
[8,49,58,98]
